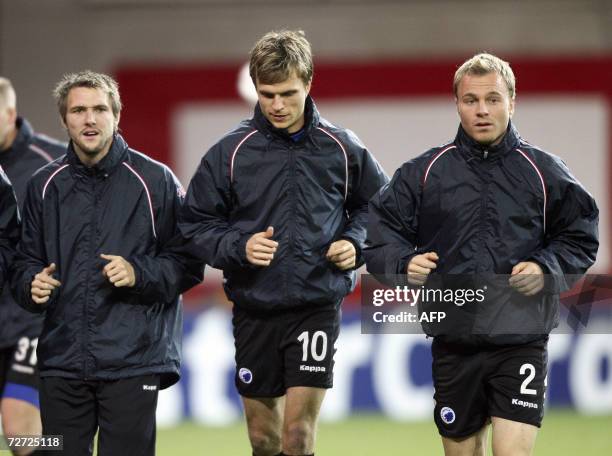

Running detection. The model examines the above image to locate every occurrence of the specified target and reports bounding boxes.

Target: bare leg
[242,396,285,456]
[1,398,42,456]
[281,386,326,455]
[491,416,538,456]
[441,424,489,456]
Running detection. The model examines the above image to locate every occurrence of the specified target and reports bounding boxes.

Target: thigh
[491,416,538,456]
[39,377,97,456]
[486,340,547,428]
[0,398,41,438]
[282,386,327,454]
[441,424,489,456]
[283,307,339,390]
[284,386,326,425]
[242,395,285,438]
[431,339,489,438]
[96,375,159,456]
[233,307,285,397]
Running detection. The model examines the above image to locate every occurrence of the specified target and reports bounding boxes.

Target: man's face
[0,103,17,151]
[63,86,118,164]
[456,72,515,146]
[256,71,311,134]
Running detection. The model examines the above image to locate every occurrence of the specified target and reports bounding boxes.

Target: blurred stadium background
[2,0,612,454]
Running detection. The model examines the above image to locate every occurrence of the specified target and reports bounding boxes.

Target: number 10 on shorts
[297,331,328,362]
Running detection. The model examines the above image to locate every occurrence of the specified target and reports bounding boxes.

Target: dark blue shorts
[232,305,341,397]
[431,337,547,438]
[0,336,40,408]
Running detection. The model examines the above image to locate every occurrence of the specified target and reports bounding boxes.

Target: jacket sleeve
[178,146,253,270]
[129,167,205,303]
[528,157,599,293]
[341,139,389,268]
[364,162,423,282]
[0,169,20,291]
[10,177,49,313]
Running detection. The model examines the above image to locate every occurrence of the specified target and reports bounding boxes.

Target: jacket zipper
[82,176,98,379]
[477,151,490,273]
[287,145,297,303]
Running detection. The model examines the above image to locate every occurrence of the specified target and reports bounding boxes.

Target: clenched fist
[31,263,61,304]
[509,261,544,296]
[101,254,136,287]
[246,226,278,267]
[407,252,438,286]
[326,240,356,270]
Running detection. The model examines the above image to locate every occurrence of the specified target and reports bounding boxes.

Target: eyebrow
[462,90,504,98]
[259,89,298,97]
[70,104,109,110]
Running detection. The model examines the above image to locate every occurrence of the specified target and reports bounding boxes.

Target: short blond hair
[249,29,313,86]
[454,53,516,99]
[53,70,122,121]
[0,77,16,109]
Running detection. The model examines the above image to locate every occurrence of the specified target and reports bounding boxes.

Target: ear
[6,106,17,124]
[114,112,121,132]
[304,80,312,95]
[509,98,515,118]
[60,114,67,130]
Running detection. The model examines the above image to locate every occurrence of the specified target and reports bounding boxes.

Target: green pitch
[156,410,612,455]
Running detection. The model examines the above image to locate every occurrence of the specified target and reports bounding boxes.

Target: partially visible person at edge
[0,77,64,456]
[11,70,204,456]
[364,53,598,456]
[179,30,389,456]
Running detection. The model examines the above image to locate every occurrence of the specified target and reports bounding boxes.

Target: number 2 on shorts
[520,363,537,395]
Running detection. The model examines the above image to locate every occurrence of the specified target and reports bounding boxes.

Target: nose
[271,95,284,111]
[85,109,97,125]
[477,100,489,116]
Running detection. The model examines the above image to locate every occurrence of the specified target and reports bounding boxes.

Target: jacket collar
[67,133,128,176]
[0,117,34,160]
[252,95,320,142]
[455,121,521,161]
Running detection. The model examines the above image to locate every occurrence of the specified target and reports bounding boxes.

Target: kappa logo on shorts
[238,367,253,384]
[142,384,157,391]
[512,398,539,409]
[440,406,456,425]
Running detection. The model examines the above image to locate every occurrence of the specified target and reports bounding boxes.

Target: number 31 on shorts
[297,331,328,362]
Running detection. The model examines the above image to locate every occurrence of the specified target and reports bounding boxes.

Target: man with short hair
[365,53,598,456]
[0,77,64,456]
[179,30,388,456]
[11,70,203,455]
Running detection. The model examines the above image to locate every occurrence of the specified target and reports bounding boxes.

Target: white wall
[2,0,612,137]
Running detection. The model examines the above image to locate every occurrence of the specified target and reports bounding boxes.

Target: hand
[246,226,278,267]
[101,254,136,287]
[326,240,356,271]
[509,261,544,296]
[31,263,61,304]
[407,252,438,286]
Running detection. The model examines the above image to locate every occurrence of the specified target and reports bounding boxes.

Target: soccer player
[179,30,388,456]
[0,77,64,456]
[364,53,598,456]
[11,71,203,455]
